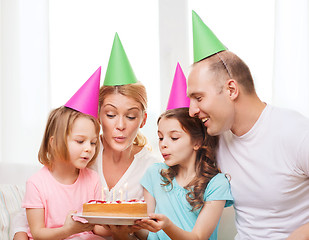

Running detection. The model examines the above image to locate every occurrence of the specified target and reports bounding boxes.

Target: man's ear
[140,112,147,128]
[226,79,239,100]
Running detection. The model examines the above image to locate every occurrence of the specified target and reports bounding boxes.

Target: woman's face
[99,93,147,152]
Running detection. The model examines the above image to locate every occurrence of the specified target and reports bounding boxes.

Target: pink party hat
[166,63,190,110]
[64,67,101,118]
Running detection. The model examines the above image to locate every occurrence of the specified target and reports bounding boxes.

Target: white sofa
[0,162,40,240]
[0,162,237,240]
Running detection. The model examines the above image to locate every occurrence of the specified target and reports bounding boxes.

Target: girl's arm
[13,232,29,240]
[26,208,94,240]
[134,188,156,240]
[138,200,226,240]
[144,188,156,215]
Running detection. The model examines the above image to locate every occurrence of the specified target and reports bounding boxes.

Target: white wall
[0,0,49,166]
[273,0,309,117]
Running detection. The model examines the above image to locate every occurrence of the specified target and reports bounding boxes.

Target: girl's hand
[63,212,94,235]
[136,213,171,233]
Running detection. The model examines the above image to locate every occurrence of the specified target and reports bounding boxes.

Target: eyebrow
[188,92,202,98]
[103,104,140,111]
[158,130,182,134]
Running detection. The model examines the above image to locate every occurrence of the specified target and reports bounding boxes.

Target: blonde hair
[99,82,148,147]
[38,106,100,170]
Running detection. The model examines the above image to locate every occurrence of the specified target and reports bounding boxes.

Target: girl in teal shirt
[136,108,233,240]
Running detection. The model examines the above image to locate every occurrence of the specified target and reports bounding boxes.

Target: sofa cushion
[0,184,25,240]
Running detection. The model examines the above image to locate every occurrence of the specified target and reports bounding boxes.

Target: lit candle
[113,189,116,202]
[104,187,108,202]
[119,188,123,201]
[124,182,128,202]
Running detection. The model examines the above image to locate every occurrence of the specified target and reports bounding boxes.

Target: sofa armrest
[218,206,237,240]
[0,184,25,240]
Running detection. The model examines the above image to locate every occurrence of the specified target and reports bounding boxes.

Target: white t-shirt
[90,139,161,201]
[217,104,309,240]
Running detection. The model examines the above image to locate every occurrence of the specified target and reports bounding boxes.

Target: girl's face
[158,117,197,168]
[67,116,98,169]
[99,93,146,152]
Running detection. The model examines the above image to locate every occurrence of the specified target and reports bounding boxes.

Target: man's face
[187,61,235,136]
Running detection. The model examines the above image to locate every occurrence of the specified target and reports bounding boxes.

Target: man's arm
[287,223,309,240]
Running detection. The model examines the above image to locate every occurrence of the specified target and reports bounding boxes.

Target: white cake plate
[72,213,149,225]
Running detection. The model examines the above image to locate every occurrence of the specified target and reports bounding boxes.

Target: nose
[189,101,199,118]
[116,116,125,131]
[84,142,92,152]
[159,138,168,150]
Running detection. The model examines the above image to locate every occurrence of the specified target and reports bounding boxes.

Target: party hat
[104,33,138,86]
[64,67,101,118]
[166,63,190,110]
[192,10,227,63]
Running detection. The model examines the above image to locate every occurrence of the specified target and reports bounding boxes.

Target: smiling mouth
[201,117,209,123]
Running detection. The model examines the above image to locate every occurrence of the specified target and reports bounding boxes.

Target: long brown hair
[158,108,219,211]
[99,82,148,147]
[38,106,100,170]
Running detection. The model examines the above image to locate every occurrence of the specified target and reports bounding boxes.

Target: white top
[217,104,309,240]
[90,139,161,201]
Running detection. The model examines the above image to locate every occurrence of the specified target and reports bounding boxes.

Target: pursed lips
[114,136,126,142]
[80,156,89,161]
[162,153,171,160]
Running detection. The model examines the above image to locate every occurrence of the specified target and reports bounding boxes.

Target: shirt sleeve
[204,173,234,207]
[297,131,309,176]
[140,163,164,198]
[22,178,44,209]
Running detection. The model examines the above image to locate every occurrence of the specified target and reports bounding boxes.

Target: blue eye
[76,140,84,144]
[91,142,97,145]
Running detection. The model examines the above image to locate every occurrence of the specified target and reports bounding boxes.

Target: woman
[91,33,160,239]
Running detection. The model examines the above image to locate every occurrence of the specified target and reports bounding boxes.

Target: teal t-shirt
[140,162,233,240]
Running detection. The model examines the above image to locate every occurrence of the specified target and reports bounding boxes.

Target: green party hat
[104,33,138,86]
[192,10,227,63]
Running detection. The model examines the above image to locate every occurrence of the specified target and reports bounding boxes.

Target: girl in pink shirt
[22,106,105,240]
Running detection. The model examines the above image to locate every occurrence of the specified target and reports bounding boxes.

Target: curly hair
[158,108,219,211]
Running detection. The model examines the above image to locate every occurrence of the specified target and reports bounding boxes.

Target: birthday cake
[82,199,148,217]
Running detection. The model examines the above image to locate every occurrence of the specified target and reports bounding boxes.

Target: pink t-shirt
[22,166,102,239]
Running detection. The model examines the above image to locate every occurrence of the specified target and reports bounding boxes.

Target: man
[187,10,309,240]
